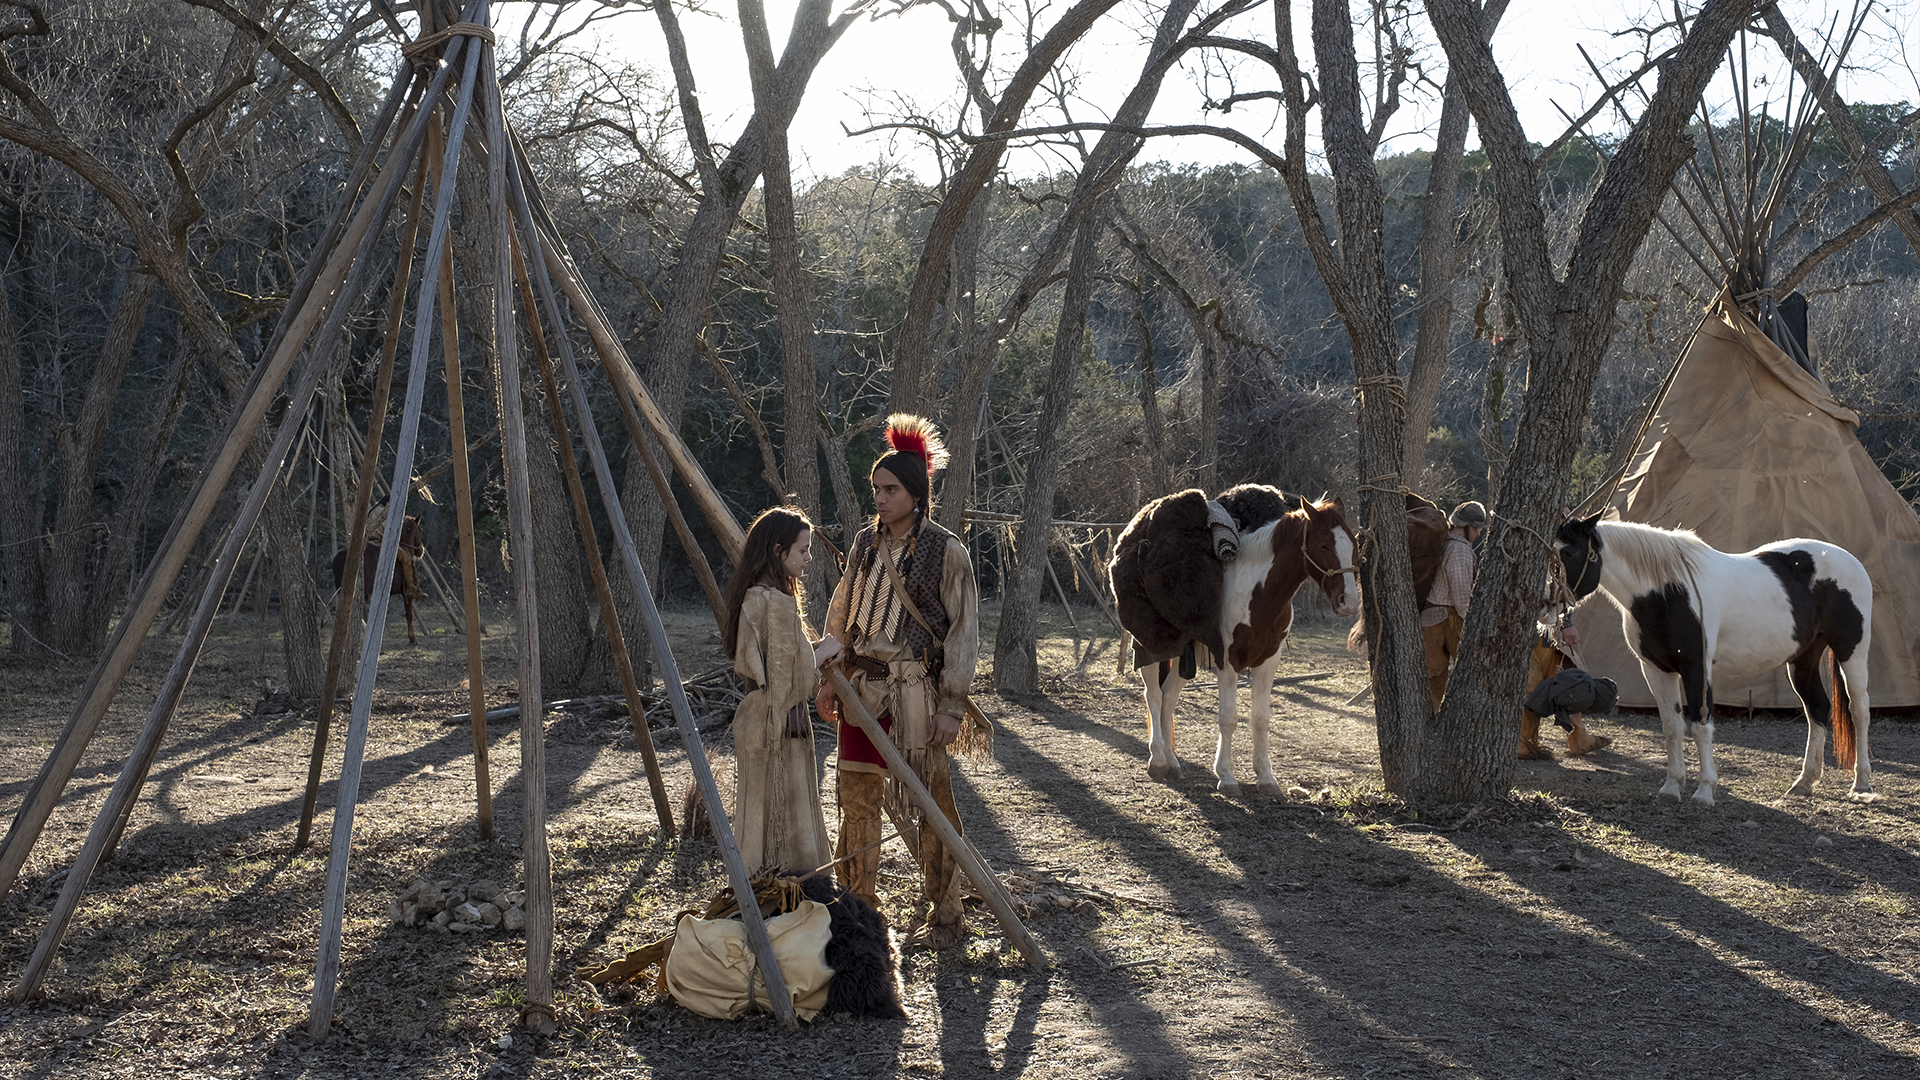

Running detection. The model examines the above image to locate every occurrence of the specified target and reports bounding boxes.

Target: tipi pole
[437,165,495,843]
[9,174,406,996]
[88,52,450,883]
[501,145,798,1029]
[294,144,430,849]
[825,668,1045,971]
[310,19,487,1037]
[514,243,673,834]
[504,142,746,565]
[508,150,728,626]
[474,29,559,1035]
[0,67,422,905]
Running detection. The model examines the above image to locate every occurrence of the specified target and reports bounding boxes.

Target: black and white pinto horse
[1144,491,1359,794]
[1555,513,1872,805]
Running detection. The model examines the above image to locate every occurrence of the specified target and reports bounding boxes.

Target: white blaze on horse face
[1331,527,1358,616]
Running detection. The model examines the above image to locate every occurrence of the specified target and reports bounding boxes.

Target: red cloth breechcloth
[836,712,894,770]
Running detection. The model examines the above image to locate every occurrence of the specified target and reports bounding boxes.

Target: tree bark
[738,0,823,599]
[1300,0,1425,792]
[456,147,592,689]
[1416,0,1758,803]
[0,258,38,656]
[1402,0,1507,485]
[994,208,1102,691]
[43,269,155,655]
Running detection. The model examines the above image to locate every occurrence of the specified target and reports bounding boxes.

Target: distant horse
[1555,513,1872,804]
[1112,486,1358,793]
[330,514,427,644]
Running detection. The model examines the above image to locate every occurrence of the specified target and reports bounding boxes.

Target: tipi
[1573,20,1920,710]
[1576,295,1920,708]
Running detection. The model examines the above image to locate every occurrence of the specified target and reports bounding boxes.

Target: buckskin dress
[730,585,833,874]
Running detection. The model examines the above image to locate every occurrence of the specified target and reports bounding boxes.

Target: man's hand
[930,713,961,748]
[1562,624,1581,649]
[815,685,840,726]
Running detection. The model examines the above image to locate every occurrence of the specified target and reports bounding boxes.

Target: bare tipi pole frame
[3,6,792,1033]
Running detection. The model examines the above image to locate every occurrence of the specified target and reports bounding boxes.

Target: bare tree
[1417,0,1761,802]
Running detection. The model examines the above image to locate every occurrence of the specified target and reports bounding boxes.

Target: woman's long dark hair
[723,507,813,660]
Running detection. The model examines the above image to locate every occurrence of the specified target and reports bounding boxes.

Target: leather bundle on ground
[580,871,904,1021]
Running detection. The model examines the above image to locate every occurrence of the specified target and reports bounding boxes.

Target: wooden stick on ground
[824,668,1047,971]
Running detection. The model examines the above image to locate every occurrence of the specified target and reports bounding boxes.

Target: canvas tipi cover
[1576,295,1920,708]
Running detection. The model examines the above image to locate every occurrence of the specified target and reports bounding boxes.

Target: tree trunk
[888,0,1128,415]
[456,148,592,690]
[1415,0,1756,803]
[0,260,40,656]
[613,0,856,677]
[934,189,996,537]
[1402,0,1510,485]
[738,0,824,600]
[993,211,1101,691]
[1302,0,1425,792]
[43,269,154,655]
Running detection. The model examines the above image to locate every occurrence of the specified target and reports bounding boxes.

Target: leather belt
[845,653,889,679]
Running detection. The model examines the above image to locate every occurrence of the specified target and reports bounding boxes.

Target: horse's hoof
[1690,787,1716,807]
[1657,781,1684,801]
[1785,778,1816,797]
[1216,781,1241,795]
[1147,763,1172,781]
[1848,788,1878,803]
[1257,781,1283,796]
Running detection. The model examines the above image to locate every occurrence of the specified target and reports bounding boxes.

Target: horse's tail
[1830,649,1856,772]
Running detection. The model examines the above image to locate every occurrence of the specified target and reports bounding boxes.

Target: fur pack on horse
[1109,484,1357,793]
[1555,513,1873,804]
[330,513,428,644]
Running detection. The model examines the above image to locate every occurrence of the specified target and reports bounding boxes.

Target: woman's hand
[815,684,840,726]
[812,634,844,669]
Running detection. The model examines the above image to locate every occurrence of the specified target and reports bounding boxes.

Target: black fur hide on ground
[800,875,906,1019]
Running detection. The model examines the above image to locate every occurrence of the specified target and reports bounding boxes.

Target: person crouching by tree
[1422,501,1486,711]
[723,506,833,875]
[814,414,988,949]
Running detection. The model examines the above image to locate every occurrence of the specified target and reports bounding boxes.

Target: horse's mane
[1596,519,1708,585]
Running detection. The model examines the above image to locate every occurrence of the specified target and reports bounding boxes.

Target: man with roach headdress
[814,413,989,949]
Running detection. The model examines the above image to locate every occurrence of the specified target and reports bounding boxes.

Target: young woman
[722,507,833,874]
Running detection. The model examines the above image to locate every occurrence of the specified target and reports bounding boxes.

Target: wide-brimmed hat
[1449,501,1489,529]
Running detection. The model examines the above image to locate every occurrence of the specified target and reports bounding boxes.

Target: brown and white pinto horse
[1144,495,1358,793]
[330,514,428,644]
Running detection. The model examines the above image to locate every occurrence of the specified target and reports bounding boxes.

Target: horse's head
[399,514,426,557]
[1302,495,1358,618]
[1554,511,1605,600]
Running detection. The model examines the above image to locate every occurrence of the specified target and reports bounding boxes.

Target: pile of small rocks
[389,878,528,934]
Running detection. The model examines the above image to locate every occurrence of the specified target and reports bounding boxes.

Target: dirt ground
[0,599,1916,1080]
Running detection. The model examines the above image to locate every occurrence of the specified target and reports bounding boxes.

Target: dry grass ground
[0,598,1916,1079]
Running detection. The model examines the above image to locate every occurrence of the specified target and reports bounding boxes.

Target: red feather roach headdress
[884,413,949,476]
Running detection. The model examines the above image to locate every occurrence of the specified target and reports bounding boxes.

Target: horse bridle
[1299,524,1361,584]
